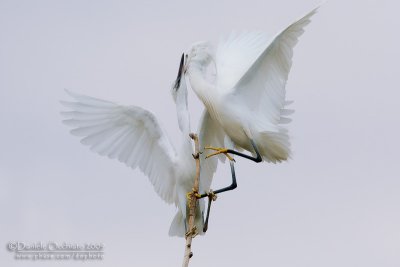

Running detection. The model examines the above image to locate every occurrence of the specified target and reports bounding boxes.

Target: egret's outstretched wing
[231,7,318,125]
[197,110,226,193]
[215,31,269,93]
[61,90,178,204]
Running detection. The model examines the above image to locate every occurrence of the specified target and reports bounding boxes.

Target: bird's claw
[204,146,236,162]
[186,189,201,200]
[185,226,198,238]
[207,190,217,201]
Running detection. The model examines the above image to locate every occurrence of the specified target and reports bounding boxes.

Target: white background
[1,0,399,266]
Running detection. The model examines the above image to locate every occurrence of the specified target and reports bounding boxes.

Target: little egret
[61,55,229,236]
[183,7,318,163]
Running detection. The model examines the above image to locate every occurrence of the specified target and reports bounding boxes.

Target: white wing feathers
[197,110,225,193]
[216,31,269,93]
[61,90,178,204]
[217,7,318,127]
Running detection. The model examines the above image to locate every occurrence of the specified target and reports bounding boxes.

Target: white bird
[60,55,220,237]
[183,7,318,163]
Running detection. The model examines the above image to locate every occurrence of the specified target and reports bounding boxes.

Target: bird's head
[185,41,213,71]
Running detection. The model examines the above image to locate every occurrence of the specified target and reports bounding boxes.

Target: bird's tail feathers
[168,211,185,237]
[257,130,291,163]
[168,204,205,238]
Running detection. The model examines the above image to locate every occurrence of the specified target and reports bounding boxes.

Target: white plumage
[60,6,318,236]
[184,7,318,163]
[61,60,218,237]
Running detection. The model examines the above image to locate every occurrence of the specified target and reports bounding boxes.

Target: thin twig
[182,133,201,267]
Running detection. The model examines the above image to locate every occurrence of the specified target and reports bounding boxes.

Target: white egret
[184,7,318,163]
[61,55,226,237]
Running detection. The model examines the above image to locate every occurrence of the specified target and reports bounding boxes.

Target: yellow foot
[185,226,198,238]
[207,190,218,201]
[204,146,236,162]
[186,189,201,200]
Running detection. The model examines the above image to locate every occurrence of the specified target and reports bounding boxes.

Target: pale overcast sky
[1,0,399,266]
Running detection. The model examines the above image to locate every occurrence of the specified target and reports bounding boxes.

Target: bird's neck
[187,63,221,123]
[175,85,193,156]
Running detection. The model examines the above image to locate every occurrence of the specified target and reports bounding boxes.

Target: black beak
[173,53,185,90]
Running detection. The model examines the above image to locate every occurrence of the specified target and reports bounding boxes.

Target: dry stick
[182,133,201,267]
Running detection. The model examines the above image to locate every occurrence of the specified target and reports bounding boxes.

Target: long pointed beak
[173,53,185,90]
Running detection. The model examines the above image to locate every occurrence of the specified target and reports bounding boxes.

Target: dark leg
[199,161,237,199]
[206,139,262,163]
[203,196,212,232]
[200,161,237,232]
[213,161,237,194]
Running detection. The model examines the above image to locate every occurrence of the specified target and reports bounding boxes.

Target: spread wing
[215,31,269,93]
[216,7,318,125]
[234,7,317,125]
[61,90,178,204]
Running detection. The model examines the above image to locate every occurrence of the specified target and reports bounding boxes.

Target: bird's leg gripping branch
[198,161,237,232]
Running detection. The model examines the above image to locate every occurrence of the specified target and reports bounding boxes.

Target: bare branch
[182,133,201,267]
